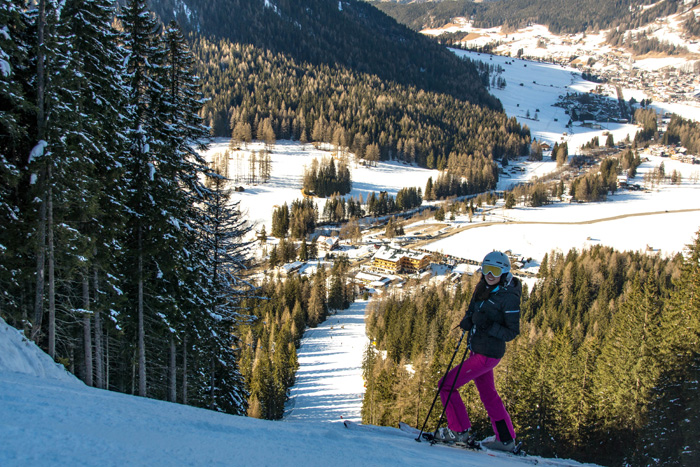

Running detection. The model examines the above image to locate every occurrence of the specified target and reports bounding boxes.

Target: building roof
[374,245,431,263]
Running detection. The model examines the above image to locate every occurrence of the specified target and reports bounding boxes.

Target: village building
[280,261,304,277]
[371,245,432,275]
[316,235,339,252]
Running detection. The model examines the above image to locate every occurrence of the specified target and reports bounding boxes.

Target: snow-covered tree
[0,0,34,329]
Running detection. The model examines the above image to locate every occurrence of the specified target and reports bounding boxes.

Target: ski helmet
[481,251,511,277]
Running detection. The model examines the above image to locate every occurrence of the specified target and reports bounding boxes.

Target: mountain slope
[0,316,577,466]
[147,0,498,108]
[371,0,685,35]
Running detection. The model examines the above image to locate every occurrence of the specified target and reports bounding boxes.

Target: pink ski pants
[439,351,515,441]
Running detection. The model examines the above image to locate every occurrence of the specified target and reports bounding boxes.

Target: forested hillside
[372,0,687,35]
[362,240,700,465]
[144,0,533,177]
[1,0,255,415]
[147,0,497,107]
[192,37,531,168]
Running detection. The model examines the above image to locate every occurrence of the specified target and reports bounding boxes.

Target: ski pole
[430,337,471,445]
[415,328,467,442]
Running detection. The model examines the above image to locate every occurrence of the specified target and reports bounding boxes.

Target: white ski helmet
[481,251,511,277]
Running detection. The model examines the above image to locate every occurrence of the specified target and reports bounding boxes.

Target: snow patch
[0,317,80,385]
[0,50,10,77]
[264,0,280,16]
[28,140,48,164]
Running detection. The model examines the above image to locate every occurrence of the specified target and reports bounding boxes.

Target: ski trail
[283,300,370,424]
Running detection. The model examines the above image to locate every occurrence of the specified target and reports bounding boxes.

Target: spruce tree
[592,278,663,448]
[52,0,129,385]
[0,0,34,328]
[119,0,171,397]
[199,169,254,414]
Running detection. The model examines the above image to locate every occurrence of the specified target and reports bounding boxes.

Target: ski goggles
[481,264,503,277]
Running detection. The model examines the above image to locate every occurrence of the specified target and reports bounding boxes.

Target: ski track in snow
[283,300,369,424]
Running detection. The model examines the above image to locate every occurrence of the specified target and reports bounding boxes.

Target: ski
[343,420,381,432]
[398,422,481,451]
[352,422,581,466]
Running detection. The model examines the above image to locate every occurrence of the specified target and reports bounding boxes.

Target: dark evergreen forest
[146,0,500,107]
[362,240,700,466]
[1,0,257,415]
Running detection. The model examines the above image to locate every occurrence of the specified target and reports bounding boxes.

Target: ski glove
[471,310,491,331]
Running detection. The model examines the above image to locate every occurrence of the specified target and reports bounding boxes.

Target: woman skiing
[433,250,521,452]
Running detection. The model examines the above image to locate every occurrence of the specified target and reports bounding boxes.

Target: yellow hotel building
[372,246,431,275]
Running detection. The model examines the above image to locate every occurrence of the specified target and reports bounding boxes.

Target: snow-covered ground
[0,317,593,466]
[424,7,700,123]
[284,300,369,424]
[452,48,640,153]
[201,139,440,231]
[422,150,700,267]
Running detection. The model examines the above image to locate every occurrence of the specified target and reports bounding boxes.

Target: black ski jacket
[459,275,521,359]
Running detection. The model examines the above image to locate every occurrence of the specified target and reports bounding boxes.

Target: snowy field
[429,13,700,124]
[0,317,594,466]
[284,300,369,424]
[423,152,700,271]
[451,48,653,152]
[201,139,440,231]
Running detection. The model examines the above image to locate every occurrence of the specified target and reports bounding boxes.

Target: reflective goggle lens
[482,264,502,277]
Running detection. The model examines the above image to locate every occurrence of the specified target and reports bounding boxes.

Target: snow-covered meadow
[200,139,440,232]
[422,152,700,272]
[452,48,642,152]
[425,11,700,123]
[199,49,700,273]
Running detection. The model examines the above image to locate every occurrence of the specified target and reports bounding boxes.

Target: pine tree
[308,270,327,327]
[638,232,700,465]
[27,0,69,358]
[119,0,172,397]
[328,272,344,312]
[53,0,130,386]
[271,203,289,238]
[0,0,34,329]
[199,168,254,414]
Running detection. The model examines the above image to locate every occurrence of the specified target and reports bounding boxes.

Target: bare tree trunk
[82,274,93,386]
[47,176,55,359]
[209,358,216,410]
[31,0,47,346]
[138,246,146,397]
[31,194,46,344]
[105,332,109,389]
[169,335,176,402]
[131,347,136,395]
[182,334,188,405]
[93,265,104,388]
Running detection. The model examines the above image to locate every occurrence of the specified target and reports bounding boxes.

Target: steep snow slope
[0,316,596,466]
